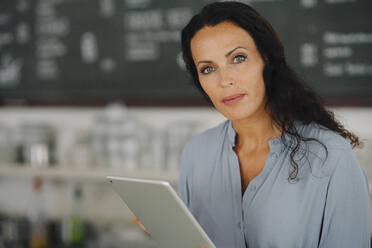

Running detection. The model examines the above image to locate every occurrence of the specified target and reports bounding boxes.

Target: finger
[132,215,151,236]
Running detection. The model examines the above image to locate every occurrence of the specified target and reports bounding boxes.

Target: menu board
[0,0,371,105]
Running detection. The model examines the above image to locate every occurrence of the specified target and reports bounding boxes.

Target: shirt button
[272,139,279,145]
[250,185,257,191]
[271,153,278,159]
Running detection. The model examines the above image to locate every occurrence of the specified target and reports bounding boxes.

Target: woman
[178,2,371,248]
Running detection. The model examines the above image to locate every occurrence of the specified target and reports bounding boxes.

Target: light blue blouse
[178,120,370,248]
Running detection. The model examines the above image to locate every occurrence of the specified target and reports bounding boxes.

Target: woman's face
[190,21,267,122]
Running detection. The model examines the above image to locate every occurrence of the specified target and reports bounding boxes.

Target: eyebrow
[226,46,247,57]
[196,46,248,66]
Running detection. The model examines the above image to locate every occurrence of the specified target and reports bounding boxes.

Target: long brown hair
[181,1,362,181]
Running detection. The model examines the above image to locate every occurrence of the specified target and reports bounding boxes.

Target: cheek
[249,79,266,106]
[255,77,266,97]
[202,85,218,103]
[242,65,266,96]
[256,86,267,112]
[200,78,217,99]
[200,83,224,109]
[199,81,209,97]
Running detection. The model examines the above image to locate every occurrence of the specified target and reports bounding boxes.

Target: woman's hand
[133,215,211,247]
[132,215,151,236]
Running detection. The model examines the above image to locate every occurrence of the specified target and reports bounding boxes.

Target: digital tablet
[106,176,216,248]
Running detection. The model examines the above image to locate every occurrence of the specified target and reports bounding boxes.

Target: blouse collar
[227,120,293,153]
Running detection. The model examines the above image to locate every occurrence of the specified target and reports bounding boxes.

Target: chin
[221,110,253,122]
[218,104,263,122]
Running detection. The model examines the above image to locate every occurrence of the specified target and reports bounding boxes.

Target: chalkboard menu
[0,0,371,106]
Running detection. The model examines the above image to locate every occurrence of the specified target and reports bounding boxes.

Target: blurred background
[0,0,371,247]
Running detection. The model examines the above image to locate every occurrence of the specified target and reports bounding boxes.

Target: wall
[0,106,371,225]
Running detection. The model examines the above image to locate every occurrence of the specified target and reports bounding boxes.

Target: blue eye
[201,66,215,75]
[233,54,246,63]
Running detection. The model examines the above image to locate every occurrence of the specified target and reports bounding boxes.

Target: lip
[222,93,245,105]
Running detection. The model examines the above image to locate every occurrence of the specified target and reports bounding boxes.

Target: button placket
[271,153,278,159]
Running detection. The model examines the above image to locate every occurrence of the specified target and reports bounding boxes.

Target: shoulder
[296,121,349,150]
[294,121,362,178]
[182,119,229,156]
[180,120,229,179]
[180,119,229,174]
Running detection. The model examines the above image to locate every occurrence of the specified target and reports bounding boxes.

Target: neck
[232,111,281,151]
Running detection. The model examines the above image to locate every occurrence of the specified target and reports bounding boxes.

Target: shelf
[0,165,179,183]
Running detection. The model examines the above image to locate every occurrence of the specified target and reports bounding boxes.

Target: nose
[219,67,235,88]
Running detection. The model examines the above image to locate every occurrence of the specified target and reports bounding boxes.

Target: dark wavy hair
[181,1,362,181]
